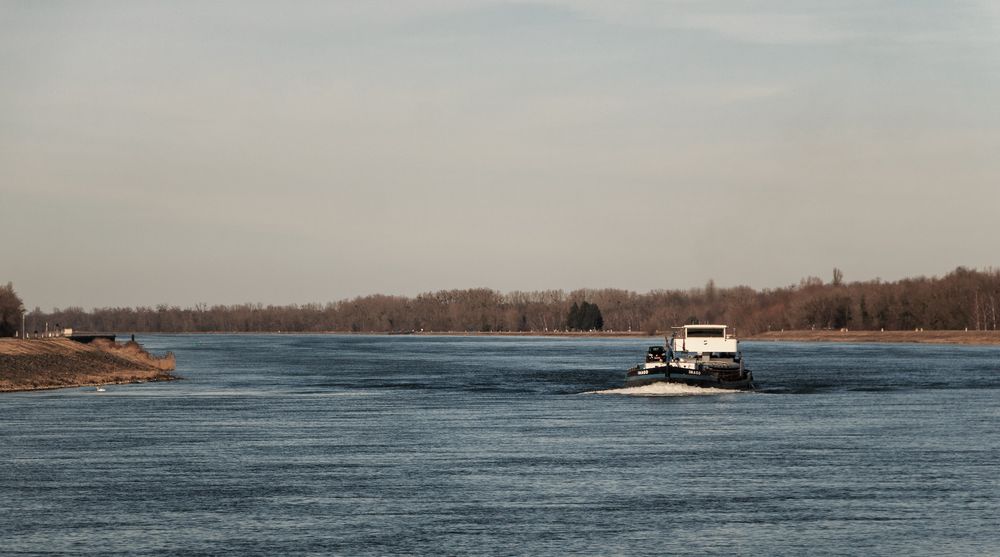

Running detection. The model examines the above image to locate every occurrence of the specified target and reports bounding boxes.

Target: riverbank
[49,329,1000,344]
[748,329,1000,345]
[409,330,650,337]
[0,338,177,392]
[138,330,656,338]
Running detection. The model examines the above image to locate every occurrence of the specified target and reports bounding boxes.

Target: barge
[626,325,754,390]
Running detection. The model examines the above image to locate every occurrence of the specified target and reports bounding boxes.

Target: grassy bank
[0,338,177,392]
[748,330,1000,345]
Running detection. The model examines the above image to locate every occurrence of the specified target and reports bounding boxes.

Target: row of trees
[11,267,1000,335]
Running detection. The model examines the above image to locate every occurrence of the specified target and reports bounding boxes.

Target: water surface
[2,335,998,555]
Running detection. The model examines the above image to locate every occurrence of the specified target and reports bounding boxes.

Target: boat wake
[587,383,746,396]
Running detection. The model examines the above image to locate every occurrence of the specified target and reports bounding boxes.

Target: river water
[2,335,998,555]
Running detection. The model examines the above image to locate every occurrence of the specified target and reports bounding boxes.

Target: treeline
[21,267,1000,335]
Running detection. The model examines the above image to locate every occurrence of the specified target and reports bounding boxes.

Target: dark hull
[625,365,755,391]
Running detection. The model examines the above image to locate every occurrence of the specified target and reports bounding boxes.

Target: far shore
[91,328,1000,345]
[135,330,657,338]
[748,329,1000,345]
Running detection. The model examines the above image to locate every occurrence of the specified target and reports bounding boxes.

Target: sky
[2,0,999,310]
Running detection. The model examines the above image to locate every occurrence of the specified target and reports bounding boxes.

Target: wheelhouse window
[685,327,725,338]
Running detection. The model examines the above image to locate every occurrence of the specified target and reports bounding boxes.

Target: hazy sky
[3,1,999,309]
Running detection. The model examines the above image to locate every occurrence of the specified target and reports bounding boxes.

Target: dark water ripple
[2,335,999,556]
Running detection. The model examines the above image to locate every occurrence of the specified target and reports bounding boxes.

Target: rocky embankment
[0,338,177,392]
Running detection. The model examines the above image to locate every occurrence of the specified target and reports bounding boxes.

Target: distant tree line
[13,267,1000,335]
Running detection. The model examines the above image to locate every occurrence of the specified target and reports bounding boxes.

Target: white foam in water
[588,382,744,396]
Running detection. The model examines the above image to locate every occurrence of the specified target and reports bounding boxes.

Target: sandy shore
[0,338,177,392]
[747,329,1000,345]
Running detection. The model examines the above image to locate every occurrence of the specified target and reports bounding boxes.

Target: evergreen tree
[567,302,580,330]
[567,301,604,330]
[0,282,25,337]
[582,302,596,330]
